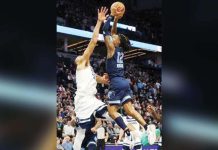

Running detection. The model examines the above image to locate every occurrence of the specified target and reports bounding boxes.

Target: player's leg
[123,100,147,130]
[107,104,127,129]
[93,104,113,122]
[86,133,97,150]
[107,89,133,136]
[73,127,86,150]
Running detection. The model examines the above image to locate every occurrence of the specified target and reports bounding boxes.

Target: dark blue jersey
[106,47,124,79]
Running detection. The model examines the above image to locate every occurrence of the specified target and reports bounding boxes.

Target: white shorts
[74,94,105,120]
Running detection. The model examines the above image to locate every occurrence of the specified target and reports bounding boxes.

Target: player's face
[112,34,120,46]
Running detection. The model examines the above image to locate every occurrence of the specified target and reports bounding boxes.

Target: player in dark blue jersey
[102,15,148,142]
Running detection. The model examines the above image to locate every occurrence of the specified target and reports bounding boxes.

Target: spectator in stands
[62,136,74,150]
[57,116,64,138]
[113,124,120,136]
[57,137,64,150]
[62,121,75,138]
[106,122,117,143]
[96,121,108,150]
[59,84,66,92]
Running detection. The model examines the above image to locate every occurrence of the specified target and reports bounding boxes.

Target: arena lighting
[0,76,55,109]
[124,52,145,58]
[76,43,98,52]
[67,40,88,48]
[57,25,162,52]
[125,53,145,59]
[110,22,136,31]
[74,44,89,50]
[125,53,146,60]
[124,48,141,54]
[78,48,86,52]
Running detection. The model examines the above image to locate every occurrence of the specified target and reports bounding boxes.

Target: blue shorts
[76,105,108,149]
[107,77,132,105]
[81,129,97,148]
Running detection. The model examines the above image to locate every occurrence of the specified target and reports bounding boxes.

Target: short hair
[118,34,131,51]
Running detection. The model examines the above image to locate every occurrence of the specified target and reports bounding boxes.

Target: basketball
[110,2,125,18]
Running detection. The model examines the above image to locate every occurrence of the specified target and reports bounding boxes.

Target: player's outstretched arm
[102,16,115,55]
[111,15,121,35]
[82,7,108,61]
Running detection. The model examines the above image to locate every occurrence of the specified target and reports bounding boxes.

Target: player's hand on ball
[110,2,125,18]
[98,7,108,22]
[114,15,122,20]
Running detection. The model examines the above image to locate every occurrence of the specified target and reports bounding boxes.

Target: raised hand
[98,7,108,22]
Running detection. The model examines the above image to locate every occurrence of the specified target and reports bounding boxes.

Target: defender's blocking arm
[82,7,108,61]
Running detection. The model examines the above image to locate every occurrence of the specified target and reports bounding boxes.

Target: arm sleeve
[102,16,113,36]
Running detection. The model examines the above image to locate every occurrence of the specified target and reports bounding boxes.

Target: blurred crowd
[56,54,162,149]
[56,0,162,45]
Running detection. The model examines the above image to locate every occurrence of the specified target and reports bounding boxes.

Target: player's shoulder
[76,61,91,71]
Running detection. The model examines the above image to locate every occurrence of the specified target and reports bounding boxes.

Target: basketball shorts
[107,77,132,105]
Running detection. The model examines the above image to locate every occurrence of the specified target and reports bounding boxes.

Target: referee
[96,121,108,150]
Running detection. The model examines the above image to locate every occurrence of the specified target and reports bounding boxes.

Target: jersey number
[117,52,124,64]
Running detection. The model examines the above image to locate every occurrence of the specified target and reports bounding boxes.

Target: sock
[114,116,128,130]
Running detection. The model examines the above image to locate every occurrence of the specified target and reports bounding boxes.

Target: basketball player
[102,13,148,139]
[73,7,112,150]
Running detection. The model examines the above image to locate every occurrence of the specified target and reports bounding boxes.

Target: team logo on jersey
[108,90,115,99]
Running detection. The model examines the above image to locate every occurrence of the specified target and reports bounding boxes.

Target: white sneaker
[147,124,156,145]
[123,133,134,150]
[131,131,142,150]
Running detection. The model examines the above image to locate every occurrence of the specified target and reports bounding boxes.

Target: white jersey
[75,65,97,96]
[74,65,104,119]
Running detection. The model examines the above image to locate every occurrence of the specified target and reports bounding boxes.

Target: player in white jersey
[73,7,111,150]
